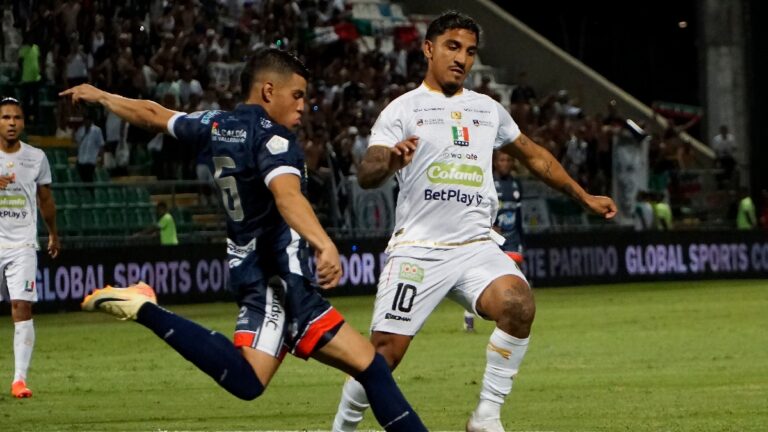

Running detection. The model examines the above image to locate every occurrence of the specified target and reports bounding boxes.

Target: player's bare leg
[240,347,282,387]
[316,324,425,431]
[468,275,535,431]
[10,300,35,398]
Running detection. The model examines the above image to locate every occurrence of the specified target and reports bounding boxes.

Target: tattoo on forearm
[359,146,394,188]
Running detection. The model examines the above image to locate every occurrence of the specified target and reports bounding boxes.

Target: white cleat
[466,411,505,432]
[81,282,157,320]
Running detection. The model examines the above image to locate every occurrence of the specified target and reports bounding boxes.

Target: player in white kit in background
[0,97,59,398]
[332,12,617,432]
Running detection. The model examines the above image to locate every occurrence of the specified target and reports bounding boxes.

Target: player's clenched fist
[582,195,618,219]
[389,136,419,171]
[315,244,342,289]
[0,174,15,190]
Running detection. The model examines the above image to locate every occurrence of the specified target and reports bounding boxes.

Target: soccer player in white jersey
[0,97,59,398]
[332,11,617,432]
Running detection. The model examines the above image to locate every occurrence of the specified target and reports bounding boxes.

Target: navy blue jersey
[169,105,311,287]
[494,174,524,253]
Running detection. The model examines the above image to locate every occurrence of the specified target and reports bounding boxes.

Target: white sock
[332,377,370,431]
[14,319,35,382]
[474,327,529,421]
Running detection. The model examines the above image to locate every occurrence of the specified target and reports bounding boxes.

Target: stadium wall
[2,231,766,314]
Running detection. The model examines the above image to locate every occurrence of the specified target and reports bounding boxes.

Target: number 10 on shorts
[392,283,417,313]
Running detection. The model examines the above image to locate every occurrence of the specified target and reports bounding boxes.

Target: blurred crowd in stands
[3,0,765,231]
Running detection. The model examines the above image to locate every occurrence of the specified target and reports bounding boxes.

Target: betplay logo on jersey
[427,162,484,187]
[451,125,470,146]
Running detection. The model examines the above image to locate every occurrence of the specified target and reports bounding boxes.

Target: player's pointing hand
[59,84,106,105]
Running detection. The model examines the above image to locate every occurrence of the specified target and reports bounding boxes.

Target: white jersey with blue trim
[369,83,521,250]
[0,142,51,249]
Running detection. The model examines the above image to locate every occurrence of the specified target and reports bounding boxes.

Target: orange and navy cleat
[11,380,32,398]
[81,282,157,320]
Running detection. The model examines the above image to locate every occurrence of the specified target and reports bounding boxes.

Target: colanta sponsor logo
[427,162,484,187]
[0,195,26,208]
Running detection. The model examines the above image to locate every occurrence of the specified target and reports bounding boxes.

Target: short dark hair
[240,48,310,99]
[425,11,481,43]
[0,97,21,109]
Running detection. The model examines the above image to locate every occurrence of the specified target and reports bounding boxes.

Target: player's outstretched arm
[59,84,178,134]
[268,174,342,288]
[500,133,617,219]
[357,136,418,189]
[37,184,60,258]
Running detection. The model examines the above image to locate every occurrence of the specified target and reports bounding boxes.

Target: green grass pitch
[1,279,766,431]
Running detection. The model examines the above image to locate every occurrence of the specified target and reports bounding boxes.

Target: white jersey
[370,83,521,250]
[0,142,51,249]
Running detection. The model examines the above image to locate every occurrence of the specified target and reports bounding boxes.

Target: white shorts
[0,247,38,303]
[371,241,527,335]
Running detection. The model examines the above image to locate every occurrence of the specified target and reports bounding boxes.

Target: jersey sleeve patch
[266,135,290,155]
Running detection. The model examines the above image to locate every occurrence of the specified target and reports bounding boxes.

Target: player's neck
[422,77,463,97]
[0,139,21,154]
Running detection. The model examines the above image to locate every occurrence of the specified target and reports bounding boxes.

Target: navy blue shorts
[230,262,345,360]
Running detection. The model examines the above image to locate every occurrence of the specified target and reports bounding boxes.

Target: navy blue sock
[135,303,264,400]
[354,353,427,431]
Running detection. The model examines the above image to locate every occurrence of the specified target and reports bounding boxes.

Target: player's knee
[500,286,536,326]
[235,384,264,401]
[231,377,265,401]
[371,335,408,370]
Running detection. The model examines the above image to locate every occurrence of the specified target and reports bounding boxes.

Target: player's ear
[423,40,433,60]
[261,82,274,103]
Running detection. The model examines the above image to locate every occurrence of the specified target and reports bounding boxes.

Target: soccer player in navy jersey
[60,48,426,431]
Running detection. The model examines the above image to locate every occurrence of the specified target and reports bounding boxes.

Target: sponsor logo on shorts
[399,262,424,283]
[0,195,26,208]
[427,163,484,187]
[24,281,35,292]
[385,313,411,322]
[236,306,249,325]
[265,289,284,330]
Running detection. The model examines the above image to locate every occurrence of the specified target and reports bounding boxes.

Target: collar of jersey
[234,103,268,115]
[421,81,464,98]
